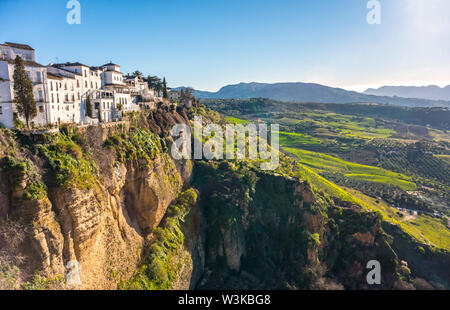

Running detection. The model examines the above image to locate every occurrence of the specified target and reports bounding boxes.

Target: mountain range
[364,85,450,101]
[175,82,450,108]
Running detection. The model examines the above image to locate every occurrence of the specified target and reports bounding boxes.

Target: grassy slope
[284,147,417,191]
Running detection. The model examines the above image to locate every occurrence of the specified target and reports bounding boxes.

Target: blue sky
[1,0,449,92]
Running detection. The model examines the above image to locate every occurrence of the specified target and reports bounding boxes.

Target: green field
[224,116,251,125]
[275,112,395,140]
[284,147,417,191]
[277,131,322,147]
[435,154,450,165]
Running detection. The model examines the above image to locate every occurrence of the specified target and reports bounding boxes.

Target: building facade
[0,42,158,129]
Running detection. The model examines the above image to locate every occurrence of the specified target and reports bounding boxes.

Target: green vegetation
[277,131,322,147]
[123,189,198,290]
[86,95,93,118]
[284,147,416,191]
[39,133,97,189]
[435,154,450,165]
[21,273,65,290]
[224,116,251,125]
[0,155,47,200]
[104,128,161,167]
[12,56,36,129]
[346,188,450,251]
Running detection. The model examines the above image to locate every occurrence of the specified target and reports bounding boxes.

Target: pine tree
[13,56,36,129]
[163,77,168,99]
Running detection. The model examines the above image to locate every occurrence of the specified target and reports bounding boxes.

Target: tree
[86,94,93,118]
[13,56,36,129]
[146,75,163,96]
[162,77,168,99]
[133,70,143,77]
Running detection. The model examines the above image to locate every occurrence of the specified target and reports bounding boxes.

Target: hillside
[364,85,450,101]
[177,82,450,108]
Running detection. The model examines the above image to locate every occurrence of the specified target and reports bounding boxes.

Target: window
[65,94,68,102]
[51,94,54,103]
[85,81,88,88]
[38,90,43,101]
[84,70,87,77]
[0,106,2,115]
[36,72,41,83]
[39,106,44,113]
[77,92,80,100]
[56,83,59,91]
[77,80,80,88]
[91,81,93,88]
[57,94,59,103]
[64,83,67,90]
[50,81,53,91]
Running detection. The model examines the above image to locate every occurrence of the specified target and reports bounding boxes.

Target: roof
[47,72,75,80]
[7,59,44,67]
[3,42,34,51]
[47,73,64,80]
[48,65,82,76]
[124,75,143,81]
[54,62,89,68]
[102,62,120,67]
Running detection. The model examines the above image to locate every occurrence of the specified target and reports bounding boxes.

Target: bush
[39,133,97,189]
[123,189,198,290]
[104,128,161,167]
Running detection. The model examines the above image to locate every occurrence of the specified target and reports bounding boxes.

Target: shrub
[39,133,97,189]
[123,189,198,290]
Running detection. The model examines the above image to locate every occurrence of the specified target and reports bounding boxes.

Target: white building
[0,42,162,129]
[168,89,180,101]
[46,68,80,125]
[101,63,124,89]
[0,42,48,128]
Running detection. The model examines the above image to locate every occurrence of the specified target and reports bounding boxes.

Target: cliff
[0,107,448,290]
[0,108,192,289]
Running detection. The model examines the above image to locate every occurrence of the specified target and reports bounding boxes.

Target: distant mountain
[175,82,450,108]
[364,85,450,101]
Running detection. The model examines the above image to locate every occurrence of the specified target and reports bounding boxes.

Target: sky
[1,0,449,92]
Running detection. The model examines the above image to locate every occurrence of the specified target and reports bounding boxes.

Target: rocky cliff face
[0,109,192,289]
[188,161,400,289]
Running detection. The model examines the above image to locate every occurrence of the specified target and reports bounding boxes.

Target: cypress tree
[86,94,93,118]
[13,56,36,129]
[163,77,168,99]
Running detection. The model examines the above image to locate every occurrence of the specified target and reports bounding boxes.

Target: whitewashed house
[0,42,49,128]
[46,68,80,125]
[0,42,165,129]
